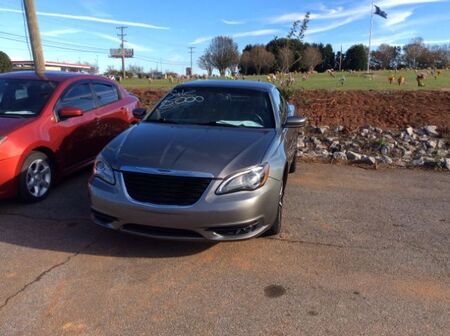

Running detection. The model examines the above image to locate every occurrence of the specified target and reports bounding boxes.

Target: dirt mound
[293,90,450,131]
[129,88,450,131]
[128,88,166,109]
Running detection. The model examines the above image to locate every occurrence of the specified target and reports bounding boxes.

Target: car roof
[175,80,276,92]
[0,71,106,82]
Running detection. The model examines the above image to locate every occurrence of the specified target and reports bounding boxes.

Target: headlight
[0,136,7,145]
[216,163,269,195]
[93,156,115,185]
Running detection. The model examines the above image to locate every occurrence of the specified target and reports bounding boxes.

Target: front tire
[19,151,53,202]
[264,181,284,236]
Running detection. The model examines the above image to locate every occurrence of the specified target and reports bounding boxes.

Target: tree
[344,44,368,71]
[371,44,401,69]
[239,51,252,75]
[266,38,305,72]
[0,51,12,73]
[249,45,275,75]
[104,65,119,77]
[83,62,99,74]
[206,36,240,76]
[278,47,294,73]
[127,64,144,77]
[302,46,322,71]
[198,52,213,76]
[286,12,310,69]
[316,43,335,72]
[403,38,426,68]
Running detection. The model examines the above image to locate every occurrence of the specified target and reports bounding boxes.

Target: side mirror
[132,108,147,119]
[285,116,306,128]
[287,103,296,117]
[59,106,83,119]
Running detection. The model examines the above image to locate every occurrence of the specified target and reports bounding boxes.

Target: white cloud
[306,17,358,35]
[269,0,446,33]
[0,7,169,30]
[189,36,214,45]
[233,29,279,38]
[221,19,245,25]
[41,28,81,37]
[424,39,450,44]
[93,33,153,52]
[379,0,445,7]
[385,11,413,26]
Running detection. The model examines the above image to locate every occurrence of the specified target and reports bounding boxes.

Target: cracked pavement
[0,163,449,335]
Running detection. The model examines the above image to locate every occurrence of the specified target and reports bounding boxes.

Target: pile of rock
[297,125,450,170]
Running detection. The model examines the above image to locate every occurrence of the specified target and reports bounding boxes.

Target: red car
[0,71,139,202]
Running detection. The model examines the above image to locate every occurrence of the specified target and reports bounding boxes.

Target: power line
[20,0,32,60]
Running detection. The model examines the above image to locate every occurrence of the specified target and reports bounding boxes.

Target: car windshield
[146,87,275,128]
[0,79,57,117]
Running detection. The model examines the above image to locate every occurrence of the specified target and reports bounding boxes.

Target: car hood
[0,117,34,137]
[108,123,275,178]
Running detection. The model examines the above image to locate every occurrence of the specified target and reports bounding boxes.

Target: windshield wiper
[193,121,242,128]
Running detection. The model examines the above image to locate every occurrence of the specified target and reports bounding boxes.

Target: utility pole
[116,26,127,79]
[188,46,195,75]
[367,0,374,73]
[23,0,45,77]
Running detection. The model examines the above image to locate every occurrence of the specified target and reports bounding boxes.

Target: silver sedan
[89,80,305,241]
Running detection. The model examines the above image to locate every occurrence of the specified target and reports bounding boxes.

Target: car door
[273,88,297,164]
[92,81,130,150]
[55,81,99,170]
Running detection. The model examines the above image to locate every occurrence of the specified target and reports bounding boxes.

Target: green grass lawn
[121,70,450,91]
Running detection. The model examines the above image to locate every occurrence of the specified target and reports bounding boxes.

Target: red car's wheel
[19,151,53,202]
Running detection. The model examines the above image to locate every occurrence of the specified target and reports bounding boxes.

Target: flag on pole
[374,5,388,19]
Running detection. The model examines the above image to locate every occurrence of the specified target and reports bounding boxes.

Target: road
[0,163,449,336]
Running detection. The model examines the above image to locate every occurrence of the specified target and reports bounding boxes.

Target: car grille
[122,171,212,206]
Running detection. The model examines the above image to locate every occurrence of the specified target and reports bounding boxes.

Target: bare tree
[239,51,252,75]
[83,62,99,74]
[371,44,401,69]
[198,52,213,76]
[302,46,322,71]
[403,38,426,68]
[127,64,144,77]
[249,45,275,75]
[206,36,240,76]
[278,47,294,73]
[286,12,310,68]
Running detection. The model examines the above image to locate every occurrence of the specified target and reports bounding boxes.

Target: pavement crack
[265,237,372,250]
[0,233,102,311]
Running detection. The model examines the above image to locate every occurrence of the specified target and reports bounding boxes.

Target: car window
[93,82,119,106]
[273,89,287,124]
[57,83,95,112]
[147,87,275,128]
[0,79,57,117]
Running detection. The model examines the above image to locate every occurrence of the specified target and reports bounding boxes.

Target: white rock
[423,125,439,136]
[362,155,376,165]
[405,127,414,136]
[443,158,450,170]
[333,151,347,161]
[347,151,362,161]
[382,155,393,165]
[426,140,437,149]
[412,158,424,166]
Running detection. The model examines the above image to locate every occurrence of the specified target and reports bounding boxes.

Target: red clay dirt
[129,88,450,131]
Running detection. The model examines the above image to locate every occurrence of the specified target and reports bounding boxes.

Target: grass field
[121,70,450,91]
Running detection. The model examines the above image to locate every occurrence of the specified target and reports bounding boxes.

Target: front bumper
[89,171,281,241]
[0,156,20,199]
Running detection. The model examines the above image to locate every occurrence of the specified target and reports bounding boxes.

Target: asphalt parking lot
[0,163,449,336]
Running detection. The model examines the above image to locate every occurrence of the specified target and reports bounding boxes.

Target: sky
[0,0,449,74]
